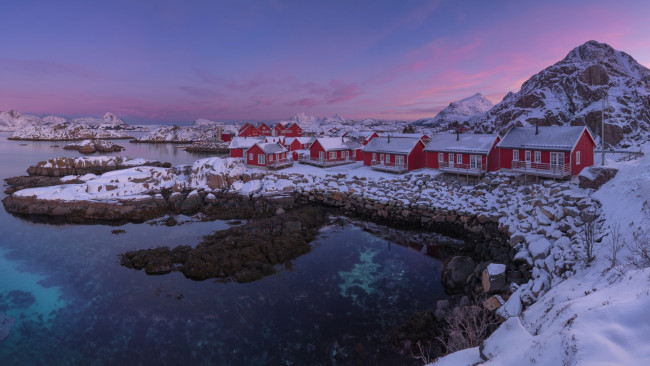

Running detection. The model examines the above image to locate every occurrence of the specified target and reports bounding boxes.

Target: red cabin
[257,123,272,136]
[303,137,363,167]
[284,122,303,137]
[343,131,379,160]
[271,123,286,137]
[285,137,315,160]
[245,142,293,169]
[238,123,262,137]
[363,137,426,173]
[424,133,501,176]
[228,136,265,158]
[497,126,596,178]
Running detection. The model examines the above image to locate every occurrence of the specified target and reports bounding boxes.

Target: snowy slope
[432,145,650,366]
[414,93,494,128]
[0,110,44,132]
[471,41,650,147]
[278,113,415,135]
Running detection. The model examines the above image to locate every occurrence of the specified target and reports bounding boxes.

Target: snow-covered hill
[1,110,148,135]
[9,124,133,141]
[136,123,235,143]
[0,110,44,132]
[279,113,415,135]
[413,93,494,128]
[471,41,650,147]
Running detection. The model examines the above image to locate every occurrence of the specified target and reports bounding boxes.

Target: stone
[482,295,504,311]
[578,167,619,190]
[442,256,476,292]
[528,237,552,261]
[509,233,525,247]
[482,263,507,294]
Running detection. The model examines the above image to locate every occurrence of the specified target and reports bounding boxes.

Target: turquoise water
[0,133,446,365]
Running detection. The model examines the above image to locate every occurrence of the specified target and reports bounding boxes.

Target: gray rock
[0,314,16,342]
[443,256,476,291]
[578,167,619,190]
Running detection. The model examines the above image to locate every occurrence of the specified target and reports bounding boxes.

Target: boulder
[0,314,16,342]
[482,295,504,311]
[578,166,618,190]
[528,238,552,261]
[482,263,507,294]
[443,256,476,292]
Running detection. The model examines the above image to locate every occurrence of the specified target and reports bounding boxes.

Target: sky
[1,0,649,123]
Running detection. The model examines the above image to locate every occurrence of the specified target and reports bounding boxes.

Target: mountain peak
[413,93,494,127]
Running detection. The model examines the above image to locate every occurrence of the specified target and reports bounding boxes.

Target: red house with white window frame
[285,137,315,160]
[229,136,265,158]
[497,126,596,178]
[363,137,426,173]
[424,133,501,176]
[257,123,272,136]
[245,142,292,169]
[284,123,303,137]
[238,123,262,137]
[303,137,363,167]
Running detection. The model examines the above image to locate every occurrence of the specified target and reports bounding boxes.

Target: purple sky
[1,0,649,123]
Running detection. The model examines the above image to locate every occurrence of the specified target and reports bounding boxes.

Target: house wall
[286,124,302,137]
[487,137,501,171]
[230,148,244,158]
[239,126,261,137]
[246,145,265,166]
[258,124,271,136]
[407,141,426,171]
[571,130,595,175]
[309,140,326,160]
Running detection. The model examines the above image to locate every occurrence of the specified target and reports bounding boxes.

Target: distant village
[224,121,597,179]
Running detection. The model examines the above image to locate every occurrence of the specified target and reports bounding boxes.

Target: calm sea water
[0,133,446,365]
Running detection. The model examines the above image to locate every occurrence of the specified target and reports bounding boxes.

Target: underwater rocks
[0,314,15,342]
[120,205,331,282]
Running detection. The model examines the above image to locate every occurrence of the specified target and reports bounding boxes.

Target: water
[0,133,447,365]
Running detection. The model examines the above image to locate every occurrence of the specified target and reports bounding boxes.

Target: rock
[0,314,16,342]
[482,263,507,294]
[482,295,504,311]
[578,166,619,190]
[509,233,525,247]
[443,256,476,292]
[528,238,552,260]
[579,64,609,86]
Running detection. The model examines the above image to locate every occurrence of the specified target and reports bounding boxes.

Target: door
[449,153,454,167]
[525,150,531,168]
[380,154,385,164]
[319,151,324,161]
[470,155,481,170]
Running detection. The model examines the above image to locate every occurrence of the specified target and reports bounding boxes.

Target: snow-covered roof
[345,131,376,140]
[285,136,315,145]
[229,136,264,149]
[315,137,363,151]
[264,136,284,144]
[363,137,422,154]
[378,132,428,139]
[424,133,499,154]
[255,142,287,154]
[498,126,591,151]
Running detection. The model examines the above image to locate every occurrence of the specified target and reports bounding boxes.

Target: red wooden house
[257,123,272,136]
[245,142,292,170]
[271,123,286,137]
[284,136,315,160]
[343,131,379,160]
[284,122,303,137]
[497,126,596,178]
[424,133,501,176]
[229,136,265,158]
[363,137,426,173]
[303,137,363,167]
[238,123,262,137]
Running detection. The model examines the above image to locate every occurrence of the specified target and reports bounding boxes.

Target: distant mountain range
[413,93,494,127]
[0,110,147,132]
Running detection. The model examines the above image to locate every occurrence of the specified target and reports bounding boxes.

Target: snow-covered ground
[431,145,650,366]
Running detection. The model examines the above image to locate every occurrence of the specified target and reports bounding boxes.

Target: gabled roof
[345,131,377,140]
[497,126,593,151]
[255,142,287,154]
[424,133,500,154]
[285,136,315,145]
[264,136,284,144]
[363,137,423,154]
[314,137,363,151]
[378,132,428,139]
[229,136,265,149]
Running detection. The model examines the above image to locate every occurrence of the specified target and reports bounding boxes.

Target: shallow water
[0,134,447,365]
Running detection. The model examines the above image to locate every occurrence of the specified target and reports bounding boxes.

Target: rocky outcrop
[442,256,476,292]
[184,141,230,154]
[63,139,124,154]
[9,123,134,140]
[120,205,331,282]
[24,156,171,177]
[578,166,618,189]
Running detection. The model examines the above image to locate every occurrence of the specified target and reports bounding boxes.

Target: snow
[229,136,265,149]
[363,137,421,154]
[424,133,499,154]
[314,137,362,151]
[486,263,506,276]
[414,93,494,127]
[497,126,589,150]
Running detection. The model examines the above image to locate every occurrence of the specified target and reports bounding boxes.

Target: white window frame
[257,154,265,165]
[380,154,385,163]
[396,155,404,166]
[319,151,325,161]
[525,150,531,162]
[456,154,462,164]
[470,155,481,169]
[438,152,444,162]
[329,151,336,160]
[372,153,377,161]
[534,151,541,163]
[449,153,454,166]
[269,154,273,161]
[248,153,253,160]
[576,151,581,165]
[513,150,519,161]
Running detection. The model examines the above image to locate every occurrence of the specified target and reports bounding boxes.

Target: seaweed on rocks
[120,205,332,283]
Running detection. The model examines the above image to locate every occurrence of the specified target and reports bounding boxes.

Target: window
[257,154,265,165]
[550,152,565,169]
[248,153,253,160]
[319,151,325,161]
[513,150,519,161]
[329,151,336,160]
[372,153,377,161]
[470,155,481,169]
[534,151,541,163]
[269,154,273,161]
[576,151,581,165]
[438,152,444,162]
[380,154,385,163]
[525,150,531,162]
[457,154,462,164]
[396,155,404,166]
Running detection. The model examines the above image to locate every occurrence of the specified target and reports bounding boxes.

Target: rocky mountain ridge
[413,93,494,128]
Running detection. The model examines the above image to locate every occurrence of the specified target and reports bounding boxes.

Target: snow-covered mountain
[413,93,494,128]
[136,125,231,143]
[9,124,133,140]
[471,41,650,147]
[0,110,44,132]
[279,113,415,135]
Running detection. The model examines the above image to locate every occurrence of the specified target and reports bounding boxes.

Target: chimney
[535,121,539,135]
[456,129,459,141]
[388,134,391,143]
